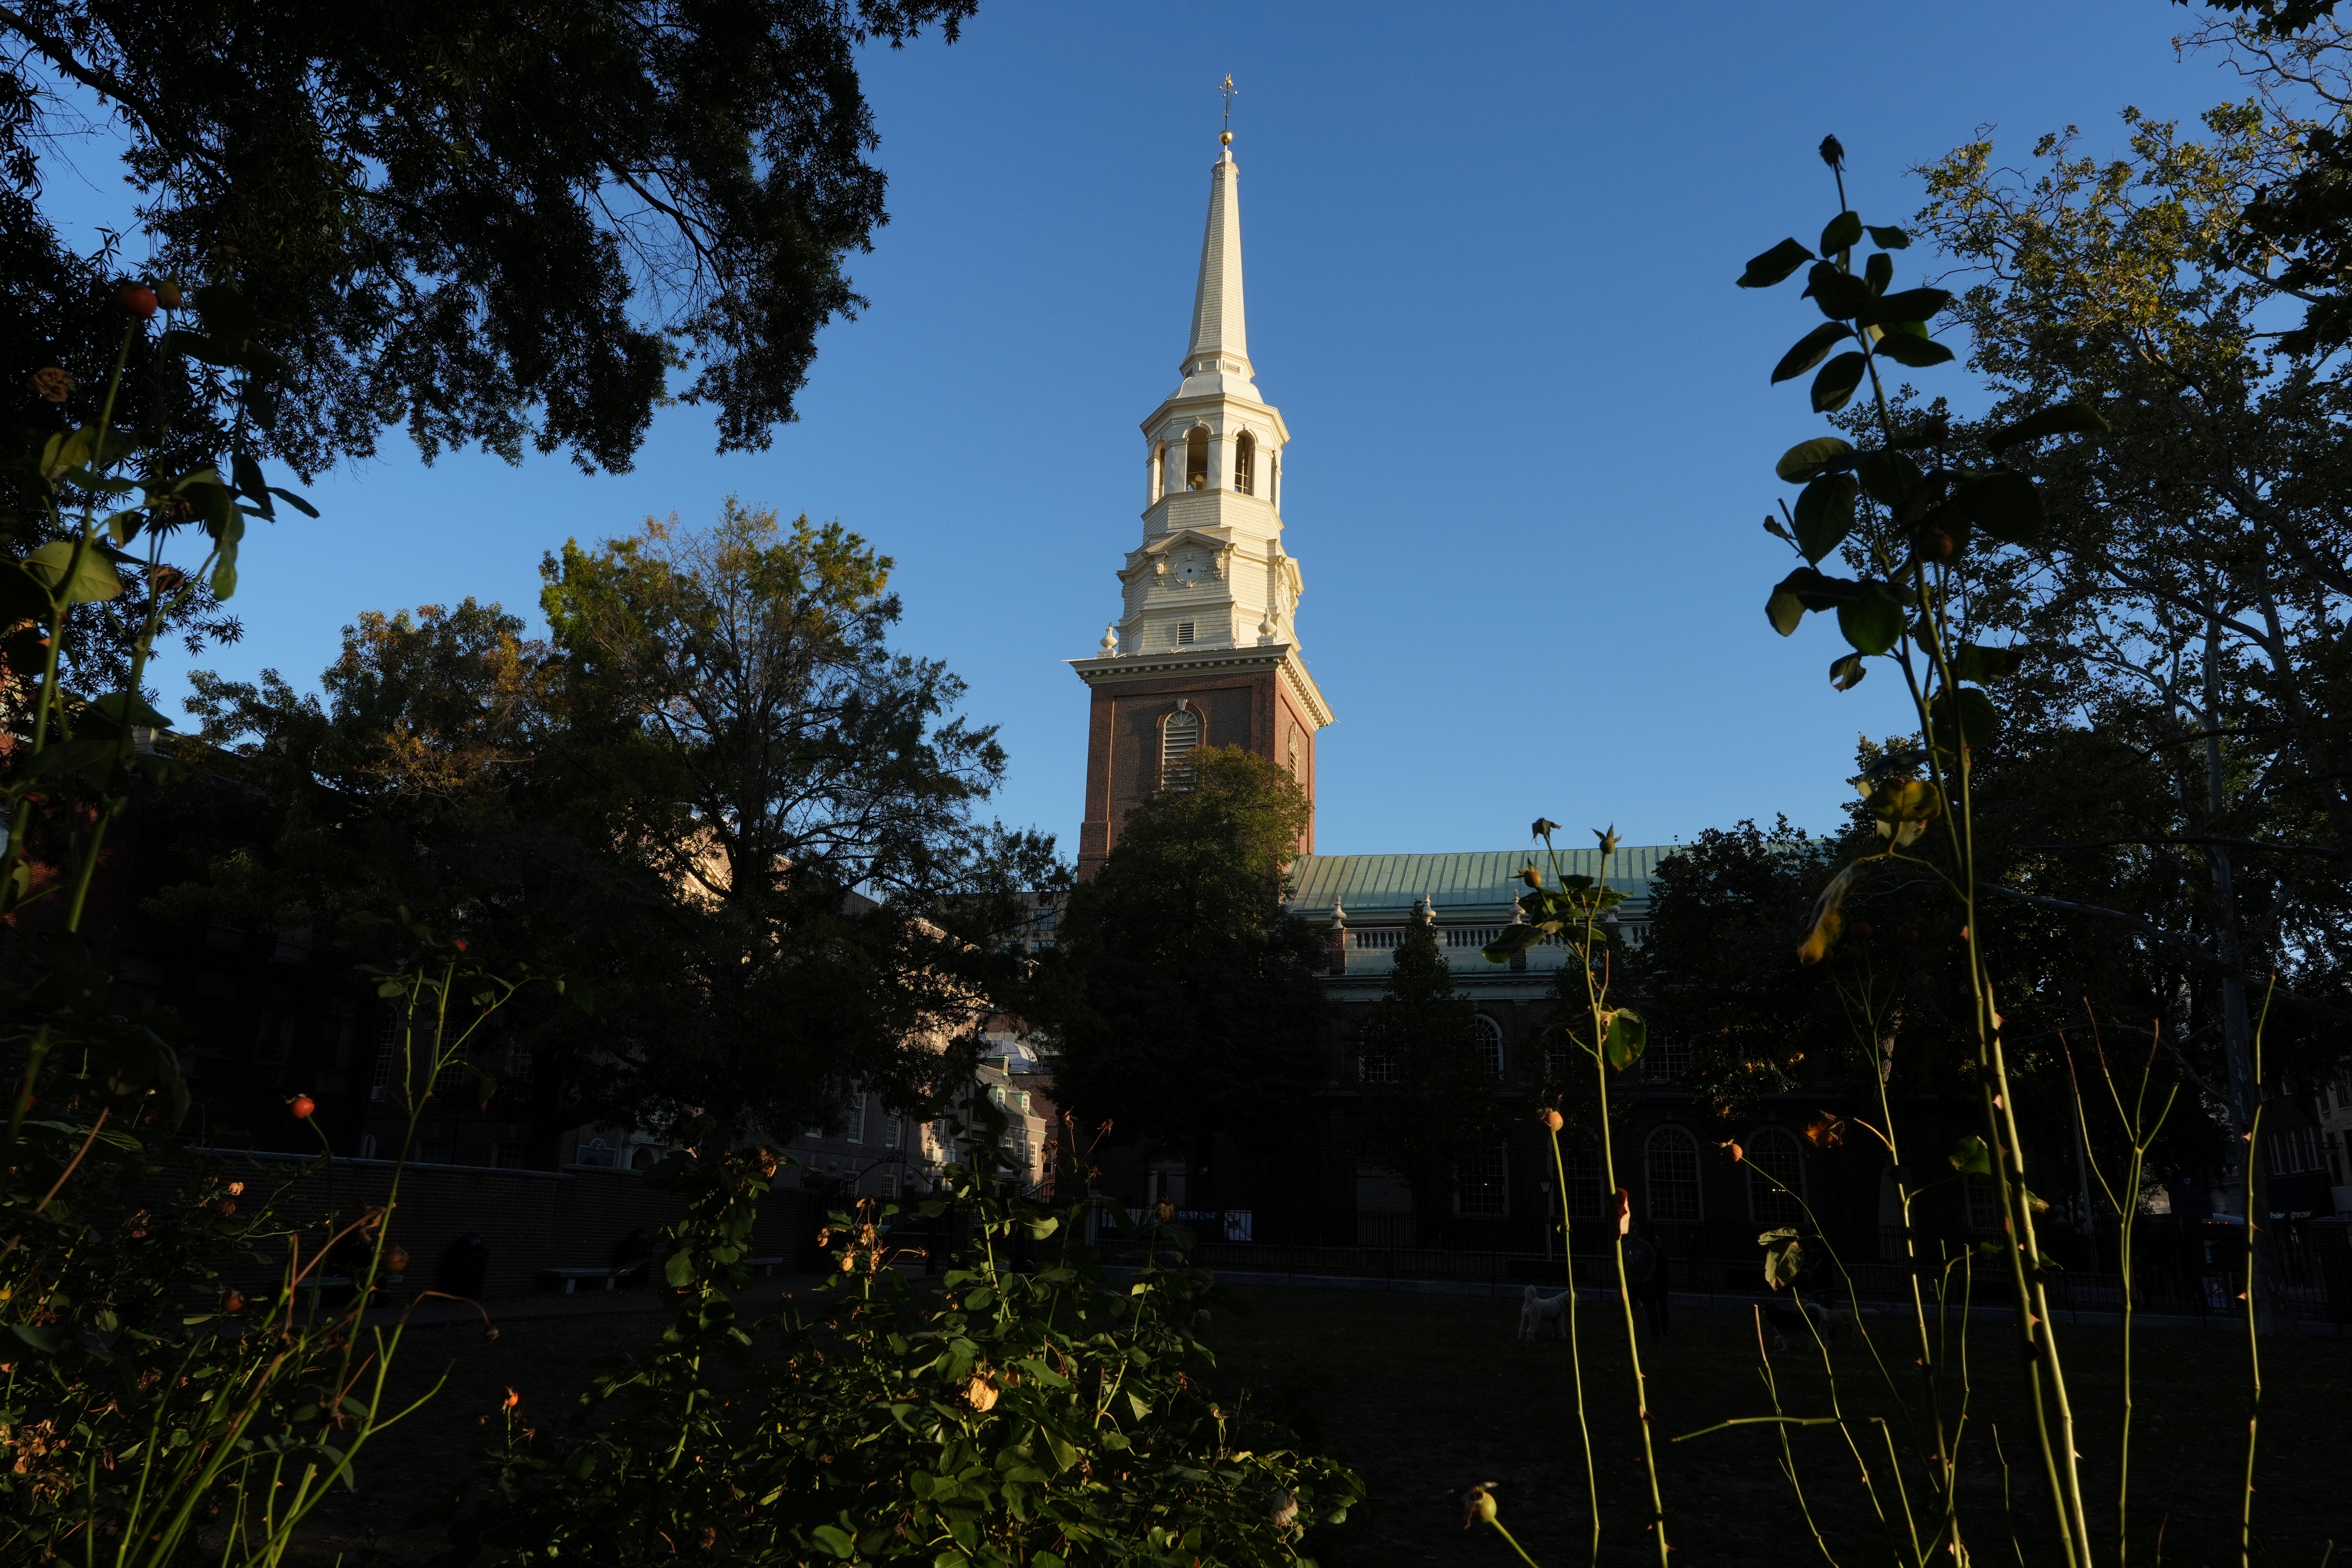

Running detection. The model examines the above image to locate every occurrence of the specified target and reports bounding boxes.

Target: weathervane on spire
[1220,74,1237,145]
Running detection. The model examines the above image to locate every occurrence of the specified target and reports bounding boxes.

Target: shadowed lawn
[1208,1283,2343,1566]
[303,1278,2340,1565]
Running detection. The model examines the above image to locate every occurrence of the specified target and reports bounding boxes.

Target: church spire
[1185,134,1249,377]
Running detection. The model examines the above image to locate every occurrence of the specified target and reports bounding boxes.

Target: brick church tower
[1070,129,1335,877]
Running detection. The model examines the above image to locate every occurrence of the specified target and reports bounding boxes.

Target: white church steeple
[1069,124,1333,875]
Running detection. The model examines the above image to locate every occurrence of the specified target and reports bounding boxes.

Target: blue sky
[44,3,2256,860]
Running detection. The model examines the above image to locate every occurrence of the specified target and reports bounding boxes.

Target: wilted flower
[1463,1483,1499,1528]
[1805,1112,1846,1149]
[1819,134,1846,171]
[1269,1489,1298,1529]
[965,1375,999,1413]
[501,1388,520,1410]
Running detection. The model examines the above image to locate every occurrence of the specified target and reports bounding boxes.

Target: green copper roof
[1284,847,1669,915]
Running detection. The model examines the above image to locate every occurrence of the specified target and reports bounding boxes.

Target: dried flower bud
[1540,1109,1564,1132]
[225,1181,243,1196]
[1270,1489,1298,1528]
[385,1246,410,1274]
[502,1388,520,1410]
[1463,1484,1499,1528]
[154,279,184,310]
[29,366,72,403]
[115,282,158,318]
[224,1291,245,1313]
[1819,134,1846,171]
[965,1375,999,1413]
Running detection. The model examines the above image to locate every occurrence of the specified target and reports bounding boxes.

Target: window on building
[495,1143,526,1170]
[1360,1044,1396,1084]
[1560,1138,1606,1221]
[885,1112,904,1150]
[1472,1014,1504,1077]
[370,1011,400,1102]
[1287,726,1302,780]
[1185,427,1209,490]
[1746,1124,1806,1227]
[1234,430,1256,495]
[1644,1126,1703,1223]
[1964,1177,2001,1232]
[1175,620,1195,646]
[1162,705,1202,789]
[1454,1141,1510,1217]
[848,1092,869,1144]
[1640,1039,1690,1083]
[878,1168,899,1199]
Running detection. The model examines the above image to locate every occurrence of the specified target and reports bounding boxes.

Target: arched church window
[1185,427,1209,491]
[1161,704,1201,790]
[1472,1014,1504,1078]
[1234,431,1256,495]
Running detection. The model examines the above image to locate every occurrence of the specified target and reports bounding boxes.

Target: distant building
[1056,130,2013,1261]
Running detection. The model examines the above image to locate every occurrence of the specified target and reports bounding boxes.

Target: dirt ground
[312,1280,2345,1566]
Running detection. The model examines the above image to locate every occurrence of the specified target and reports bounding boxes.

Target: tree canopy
[1350,904,1503,1189]
[1047,747,1328,1205]
[3,0,973,479]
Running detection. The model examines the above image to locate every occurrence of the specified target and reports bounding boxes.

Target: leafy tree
[1350,902,1503,1193]
[167,501,1059,1156]
[537,500,1057,1142]
[2,0,976,481]
[1629,818,1845,1117]
[1909,101,2352,1133]
[1048,747,1328,1209]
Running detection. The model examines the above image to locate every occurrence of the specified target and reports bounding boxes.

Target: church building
[1061,130,1927,1268]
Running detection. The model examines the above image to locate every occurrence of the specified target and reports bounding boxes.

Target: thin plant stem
[1546,1125,1601,1565]
[2240,975,2277,1568]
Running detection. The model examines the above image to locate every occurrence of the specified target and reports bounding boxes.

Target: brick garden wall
[202,1151,822,1302]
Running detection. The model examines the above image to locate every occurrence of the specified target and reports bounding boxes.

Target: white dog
[1518,1285,1571,1341]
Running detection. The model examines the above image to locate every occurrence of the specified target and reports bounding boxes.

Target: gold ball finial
[1220,129,1232,145]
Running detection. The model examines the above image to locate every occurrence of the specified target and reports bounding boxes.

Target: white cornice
[1070,641,1334,729]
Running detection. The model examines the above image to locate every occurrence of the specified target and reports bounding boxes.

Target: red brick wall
[1077,666,1314,877]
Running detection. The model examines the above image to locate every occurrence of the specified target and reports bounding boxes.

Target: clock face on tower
[1175,552,1206,585]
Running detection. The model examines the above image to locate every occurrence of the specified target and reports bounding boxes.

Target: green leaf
[1791,474,1857,564]
[1927,686,2000,754]
[1867,224,1911,249]
[1953,643,2029,683]
[1956,470,2044,544]
[1986,400,2107,451]
[1802,262,1873,321]
[1863,250,1893,294]
[1764,1235,1806,1291]
[1820,210,1864,254]
[663,1251,697,1287]
[8,1323,65,1355]
[1775,437,1856,484]
[1829,652,1866,691]
[1872,331,1954,369]
[1771,323,1853,385]
[268,486,320,519]
[22,541,122,604]
[1810,351,1868,413]
[1736,238,1815,288]
[1797,862,1865,966]
[1602,1010,1647,1071]
[0,561,52,623]
[812,1525,856,1560]
[231,450,275,521]
[1859,287,1953,327]
[1858,450,1922,508]
[1950,1134,1993,1176]
[1836,587,1905,655]
[1766,587,1806,637]
[1481,922,1548,963]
